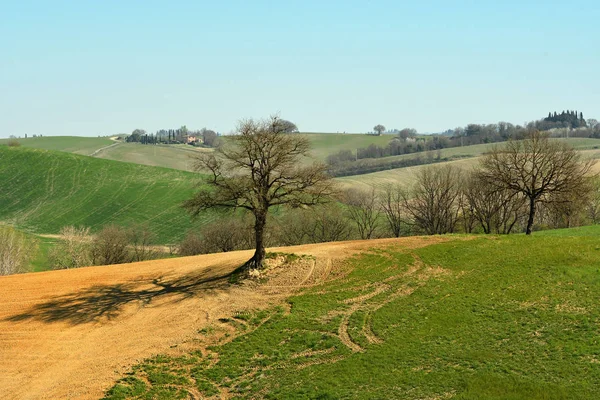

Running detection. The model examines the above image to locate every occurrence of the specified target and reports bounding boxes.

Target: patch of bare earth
[0,236,451,399]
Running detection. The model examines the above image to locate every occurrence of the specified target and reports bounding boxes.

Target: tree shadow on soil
[5,267,233,325]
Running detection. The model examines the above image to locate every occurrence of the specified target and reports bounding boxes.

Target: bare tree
[278,119,299,133]
[129,224,158,262]
[373,124,385,135]
[398,128,417,140]
[178,232,205,256]
[90,225,131,265]
[380,184,409,237]
[275,205,352,245]
[0,227,35,275]
[463,171,525,234]
[586,176,600,224]
[201,128,218,147]
[343,187,381,239]
[303,205,352,243]
[402,166,462,235]
[184,116,334,269]
[273,210,309,246]
[544,187,591,229]
[479,131,595,234]
[198,217,253,254]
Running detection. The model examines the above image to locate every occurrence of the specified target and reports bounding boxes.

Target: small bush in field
[128,223,158,262]
[0,226,35,275]
[179,218,253,256]
[49,226,92,269]
[90,224,131,265]
[178,232,204,256]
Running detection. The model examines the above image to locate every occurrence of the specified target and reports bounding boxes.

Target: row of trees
[126,127,220,147]
[327,150,445,177]
[541,110,586,130]
[126,120,300,148]
[350,131,594,237]
[354,111,597,166]
[344,122,528,164]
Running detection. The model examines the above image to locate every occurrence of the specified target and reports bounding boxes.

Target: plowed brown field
[0,237,447,399]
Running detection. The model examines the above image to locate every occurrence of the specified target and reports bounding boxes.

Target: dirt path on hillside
[0,237,448,400]
[89,141,121,157]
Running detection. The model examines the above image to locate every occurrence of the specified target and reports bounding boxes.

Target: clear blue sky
[1,0,599,137]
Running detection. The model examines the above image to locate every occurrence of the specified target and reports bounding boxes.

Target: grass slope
[106,230,600,399]
[0,146,212,243]
[0,136,114,155]
[94,143,210,172]
[304,133,392,161]
[337,158,481,190]
[339,141,600,190]
[6,135,600,176]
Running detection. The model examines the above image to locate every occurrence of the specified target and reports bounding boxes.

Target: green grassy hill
[106,228,600,399]
[0,136,114,155]
[338,139,600,190]
[4,135,600,185]
[94,143,210,172]
[0,146,212,243]
[304,133,392,161]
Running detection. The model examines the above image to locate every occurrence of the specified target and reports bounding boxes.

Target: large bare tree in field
[479,130,595,235]
[184,116,334,269]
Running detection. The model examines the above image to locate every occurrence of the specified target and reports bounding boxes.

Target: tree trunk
[526,197,536,235]
[249,212,267,269]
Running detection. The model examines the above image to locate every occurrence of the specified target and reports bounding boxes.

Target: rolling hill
[338,144,600,191]
[0,146,213,243]
[0,136,114,155]
[103,229,600,399]
[6,135,600,179]
[93,143,210,172]
[2,229,600,399]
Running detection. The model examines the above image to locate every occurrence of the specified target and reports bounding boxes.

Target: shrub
[90,224,131,265]
[178,232,204,256]
[51,224,158,268]
[49,226,92,269]
[179,217,253,256]
[7,139,21,147]
[129,223,158,262]
[275,205,353,245]
[0,226,35,275]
